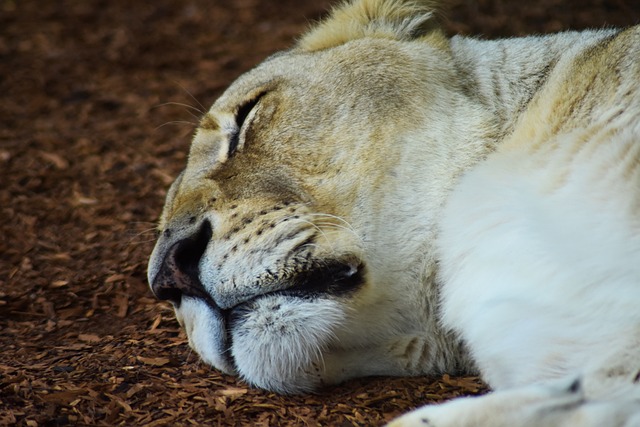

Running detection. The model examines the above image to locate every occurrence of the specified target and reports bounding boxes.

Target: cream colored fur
[148,0,640,424]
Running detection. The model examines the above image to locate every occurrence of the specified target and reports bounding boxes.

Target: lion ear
[297,0,442,52]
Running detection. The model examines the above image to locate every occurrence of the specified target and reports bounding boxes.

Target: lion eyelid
[229,92,267,156]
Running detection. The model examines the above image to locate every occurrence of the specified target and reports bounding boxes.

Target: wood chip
[137,356,171,366]
[78,334,101,343]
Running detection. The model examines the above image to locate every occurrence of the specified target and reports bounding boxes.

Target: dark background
[2,1,639,425]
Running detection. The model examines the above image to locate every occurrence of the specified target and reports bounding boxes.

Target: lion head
[148,0,490,393]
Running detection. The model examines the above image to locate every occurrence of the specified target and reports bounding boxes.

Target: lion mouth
[149,219,365,382]
[270,260,365,298]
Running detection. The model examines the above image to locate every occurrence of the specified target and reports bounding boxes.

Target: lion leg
[581,332,640,401]
[387,377,640,427]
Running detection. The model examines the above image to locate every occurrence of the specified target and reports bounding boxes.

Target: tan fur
[298,0,443,51]
[148,0,640,424]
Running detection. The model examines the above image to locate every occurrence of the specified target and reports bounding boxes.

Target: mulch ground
[1,1,638,426]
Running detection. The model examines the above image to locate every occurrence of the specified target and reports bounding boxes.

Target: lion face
[148,0,480,393]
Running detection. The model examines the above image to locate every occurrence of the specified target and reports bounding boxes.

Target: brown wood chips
[1,0,638,425]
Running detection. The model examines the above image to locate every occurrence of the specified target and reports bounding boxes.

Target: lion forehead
[213,38,441,122]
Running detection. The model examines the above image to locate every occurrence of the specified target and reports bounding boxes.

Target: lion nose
[151,221,213,307]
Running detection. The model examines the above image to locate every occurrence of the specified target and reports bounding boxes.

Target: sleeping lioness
[147,0,640,424]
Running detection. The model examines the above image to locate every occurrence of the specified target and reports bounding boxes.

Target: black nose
[151,221,213,306]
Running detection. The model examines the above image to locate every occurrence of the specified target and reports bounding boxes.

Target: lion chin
[176,294,346,394]
[148,0,640,424]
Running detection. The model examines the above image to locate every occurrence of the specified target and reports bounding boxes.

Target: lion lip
[179,296,237,375]
[212,260,366,315]
[277,260,365,298]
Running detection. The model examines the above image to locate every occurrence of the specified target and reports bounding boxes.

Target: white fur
[231,295,346,393]
[438,123,640,390]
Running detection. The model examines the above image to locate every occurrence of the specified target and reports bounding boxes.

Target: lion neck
[349,29,620,335]
[449,28,619,140]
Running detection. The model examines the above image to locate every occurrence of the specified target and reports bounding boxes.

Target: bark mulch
[1,1,638,426]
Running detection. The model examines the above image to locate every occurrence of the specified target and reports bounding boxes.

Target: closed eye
[229,92,266,156]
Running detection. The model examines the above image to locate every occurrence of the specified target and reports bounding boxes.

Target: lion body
[440,24,640,389]
[148,1,640,424]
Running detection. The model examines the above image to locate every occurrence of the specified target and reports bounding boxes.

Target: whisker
[305,213,362,243]
[155,120,198,131]
[153,101,206,116]
[126,221,158,227]
[172,80,207,113]
[306,213,356,231]
[274,215,324,235]
[298,242,321,251]
[153,102,203,122]
[122,225,160,247]
[129,226,159,235]
[287,218,336,254]
[128,238,160,246]
[311,221,362,242]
